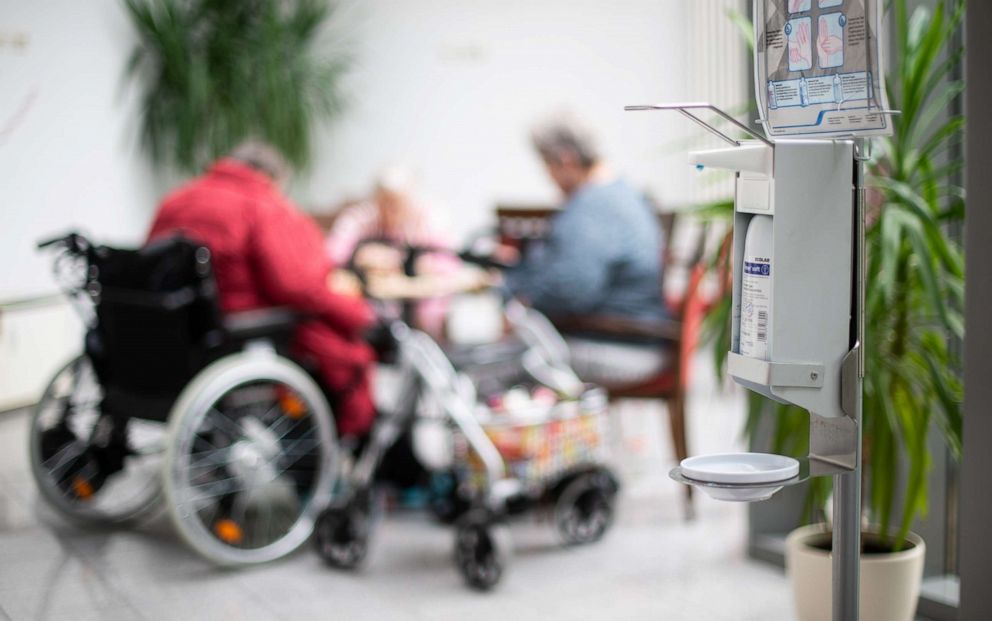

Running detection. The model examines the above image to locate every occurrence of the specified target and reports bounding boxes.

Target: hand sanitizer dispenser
[693,138,854,421]
[623,104,860,501]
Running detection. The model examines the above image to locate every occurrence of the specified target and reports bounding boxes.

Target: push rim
[164,354,336,565]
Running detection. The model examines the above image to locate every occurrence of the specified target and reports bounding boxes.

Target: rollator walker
[313,240,619,588]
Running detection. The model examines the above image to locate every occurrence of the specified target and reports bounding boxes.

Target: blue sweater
[507,179,666,322]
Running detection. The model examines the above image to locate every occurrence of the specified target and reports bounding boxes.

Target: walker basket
[457,387,609,491]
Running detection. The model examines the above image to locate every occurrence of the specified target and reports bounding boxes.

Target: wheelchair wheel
[29,356,164,524]
[162,350,337,566]
[553,468,618,546]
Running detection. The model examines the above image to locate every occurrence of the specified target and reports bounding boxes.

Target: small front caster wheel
[454,510,510,590]
[314,494,371,569]
[553,469,618,546]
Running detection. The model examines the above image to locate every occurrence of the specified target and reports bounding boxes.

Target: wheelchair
[31,233,338,566]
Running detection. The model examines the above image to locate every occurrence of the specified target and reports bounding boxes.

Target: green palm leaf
[122,0,348,173]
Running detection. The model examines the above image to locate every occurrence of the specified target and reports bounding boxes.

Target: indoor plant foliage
[702,0,965,549]
[861,0,965,549]
[122,0,348,173]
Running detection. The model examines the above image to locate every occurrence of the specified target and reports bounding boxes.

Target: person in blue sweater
[506,116,669,386]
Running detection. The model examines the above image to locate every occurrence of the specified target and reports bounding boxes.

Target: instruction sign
[754,0,891,138]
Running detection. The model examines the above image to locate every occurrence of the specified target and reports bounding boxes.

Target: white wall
[0,1,158,302]
[0,0,747,294]
[298,0,700,238]
[0,1,158,408]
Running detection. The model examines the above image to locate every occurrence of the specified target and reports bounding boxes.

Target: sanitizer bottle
[740,215,773,360]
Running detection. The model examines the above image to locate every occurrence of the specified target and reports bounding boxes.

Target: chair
[494,205,712,518]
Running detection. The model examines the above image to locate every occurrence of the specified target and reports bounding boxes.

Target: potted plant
[122,0,349,173]
[700,1,965,619]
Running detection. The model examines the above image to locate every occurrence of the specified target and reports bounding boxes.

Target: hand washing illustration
[817,13,845,68]
[787,18,813,72]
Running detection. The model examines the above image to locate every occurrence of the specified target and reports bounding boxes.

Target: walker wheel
[314,495,371,569]
[454,510,510,590]
[553,469,618,546]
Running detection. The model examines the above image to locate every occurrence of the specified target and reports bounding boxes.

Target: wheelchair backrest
[87,236,224,402]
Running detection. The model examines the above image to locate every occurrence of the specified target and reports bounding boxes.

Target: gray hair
[530,115,601,168]
[229,140,290,182]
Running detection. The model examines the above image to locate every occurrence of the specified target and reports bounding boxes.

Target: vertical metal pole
[833,138,867,621]
[834,473,861,620]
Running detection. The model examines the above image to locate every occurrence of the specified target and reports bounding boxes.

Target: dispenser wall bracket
[809,414,859,473]
[840,344,861,419]
[801,344,863,475]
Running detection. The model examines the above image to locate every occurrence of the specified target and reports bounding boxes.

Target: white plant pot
[785,524,926,621]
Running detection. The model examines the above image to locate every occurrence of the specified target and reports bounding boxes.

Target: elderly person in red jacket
[147,142,376,438]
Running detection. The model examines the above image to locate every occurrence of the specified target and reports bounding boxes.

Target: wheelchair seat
[223,306,299,343]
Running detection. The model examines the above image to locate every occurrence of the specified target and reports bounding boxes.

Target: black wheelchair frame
[31,233,337,565]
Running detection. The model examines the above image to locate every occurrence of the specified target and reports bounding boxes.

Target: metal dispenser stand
[624,103,866,621]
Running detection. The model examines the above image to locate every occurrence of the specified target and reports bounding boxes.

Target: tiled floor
[0,356,795,620]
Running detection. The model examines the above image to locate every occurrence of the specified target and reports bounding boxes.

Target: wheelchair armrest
[224,307,300,341]
[550,314,682,343]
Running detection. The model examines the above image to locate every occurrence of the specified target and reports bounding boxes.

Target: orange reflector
[280,394,307,419]
[214,519,244,544]
[72,476,94,500]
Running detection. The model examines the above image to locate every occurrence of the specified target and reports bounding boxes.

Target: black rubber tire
[454,510,510,590]
[314,495,371,569]
[553,469,618,546]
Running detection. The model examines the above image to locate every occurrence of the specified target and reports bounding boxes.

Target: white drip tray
[670,453,808,502]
